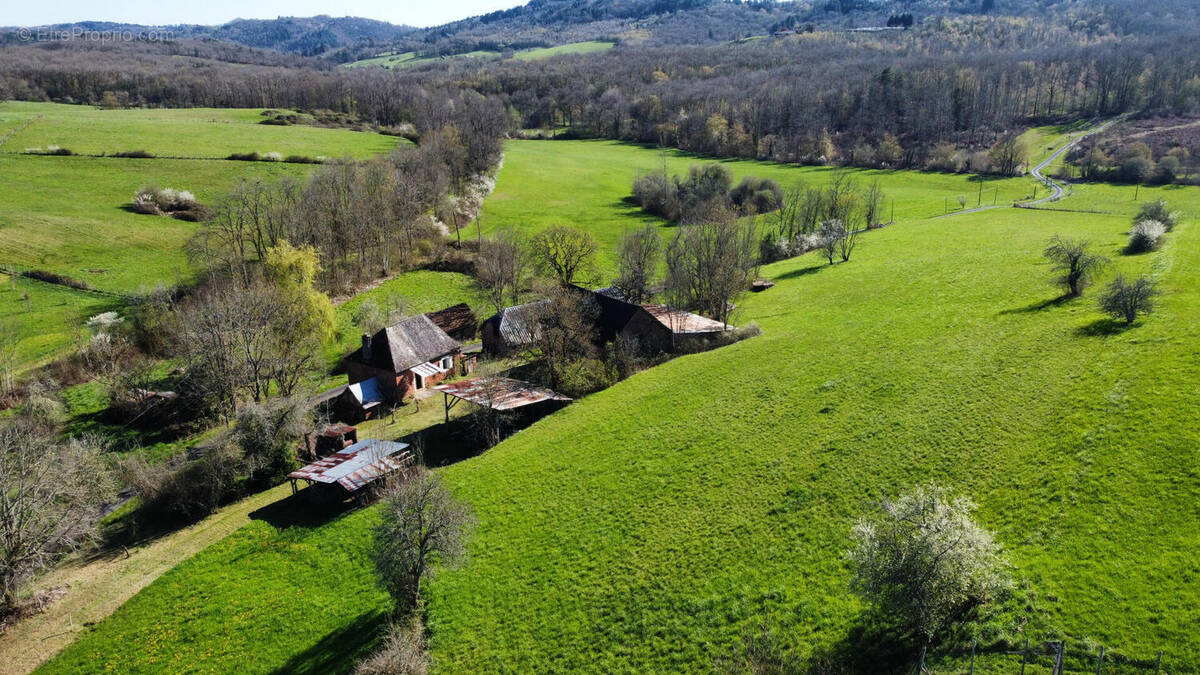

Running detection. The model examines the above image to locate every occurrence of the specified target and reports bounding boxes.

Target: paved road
[941,116,1122,217]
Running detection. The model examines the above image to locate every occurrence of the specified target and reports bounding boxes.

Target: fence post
[1155,651,1163,675]
[968,640,976,675]
[1095,645,1104,675]
[1020,639,1029,675]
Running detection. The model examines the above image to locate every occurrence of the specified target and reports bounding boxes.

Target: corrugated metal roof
[486,300,549,348]
[642,304,731,334]
[435,377,571,411]
[411,361,444,378]
[288,439,412,492]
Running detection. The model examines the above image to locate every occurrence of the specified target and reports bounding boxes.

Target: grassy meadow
[0,102,401,159]
[0,102,405,373]
[41,140,1200,672]
[342,41,615,69]
[480,139,1032,274]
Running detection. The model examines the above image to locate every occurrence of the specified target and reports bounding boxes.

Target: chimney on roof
[362,333,373,362]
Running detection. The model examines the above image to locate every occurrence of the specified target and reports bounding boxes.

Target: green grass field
[41,141,1200,673]
[0,102,401,159]
[0,102,405,373]
[480,139,1031,274]
[0,273,115,371]
[342,41,615,69]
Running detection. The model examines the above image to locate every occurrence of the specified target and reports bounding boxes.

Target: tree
[531,283,602,391]
[988,134,1027,176]
[1099,275,1159,324]
[234,397,313,486]
[530,225,600,287]
[0,424,114,612]
[262,240,336,345]
[863,179,885,228]
[613,225,662,304]
[373,468,472,613]
[819,219,847,265]
[476,229,528,312]
[848,484,1010,647]
[355,618,430,675]
[664,210,757,327]
[1043,235,1107,297]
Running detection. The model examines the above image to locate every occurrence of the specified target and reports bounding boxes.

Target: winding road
[943,116,1122,217]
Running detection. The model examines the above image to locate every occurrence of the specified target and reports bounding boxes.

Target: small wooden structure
[287,438,412,498]
[303,423,358,460]
[435,377,572,424]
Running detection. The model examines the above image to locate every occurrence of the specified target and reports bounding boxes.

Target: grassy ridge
[342,41,615,69]
[40,142,1200,672]
[480,139,1031,274]
[0,102,401,159]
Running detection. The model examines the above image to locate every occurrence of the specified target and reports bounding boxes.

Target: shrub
[552,358,617,397]
[226,151,262,161]
[632,171,679,220]
[233,398,311,488]
[849,484,1011,646]
[1043,235,1106,297]
[112,150,155,159]
[284,154,322,164]
[132,186,200,215]
[1134,199,1179,231]
[355,619,429,675]
[20,269,93,291]
[1099,275,1159,324]
[262,151,283,162]
[1126,219,1166,253]
[124,445,246,526]
[729,176,784,215]
[1120,156,1154,183]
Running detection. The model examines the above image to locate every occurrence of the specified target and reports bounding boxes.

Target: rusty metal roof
[288,438,412,492]
[641,304,731,334]
[435,377,571,411]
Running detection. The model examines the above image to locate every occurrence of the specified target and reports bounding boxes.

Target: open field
[40,139,1200,672]
[0,273,115,371]
[342,41,615,69]
[0,102,401,159]
[0,103,404,373]
[479,139,1032,274]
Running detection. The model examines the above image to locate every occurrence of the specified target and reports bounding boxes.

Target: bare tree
[373,468,472,613]
[1043,235,1107,297]
[476,228,528,312]
[863,179,885,228]
[532,284,601,390]
[355,618,430,675]
[613,225,662,304]
[0,424,114,612]
[530,225,600,287]
[988,134,1027,176]
[664,209,756,327]
[0,322,18,396]
[849,484,1010,649]
[1099,275,1159,324]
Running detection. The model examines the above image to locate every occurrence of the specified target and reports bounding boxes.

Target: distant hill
[5,16,414,57]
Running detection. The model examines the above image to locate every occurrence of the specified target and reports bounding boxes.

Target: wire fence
[922,639,1182,675]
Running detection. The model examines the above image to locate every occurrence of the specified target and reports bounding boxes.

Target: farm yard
[30,130,1200,673]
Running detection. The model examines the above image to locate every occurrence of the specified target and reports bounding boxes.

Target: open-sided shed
[434,377,572,423]
[287,438,413,497]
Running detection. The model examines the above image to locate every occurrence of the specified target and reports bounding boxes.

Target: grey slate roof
[353,314,461,373]
[486,299,549,348]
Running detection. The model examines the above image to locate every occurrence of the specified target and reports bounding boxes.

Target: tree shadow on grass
[249,489,359,530]
[997,294,1076,316]
[801,622,916,674]
[775,263,827,281]
[1074,317,1134,337]
[269,609,387,675]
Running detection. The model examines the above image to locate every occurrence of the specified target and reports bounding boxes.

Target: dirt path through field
[0,483,292,674]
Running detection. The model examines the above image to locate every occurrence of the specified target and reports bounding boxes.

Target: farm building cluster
[297,288,738,499]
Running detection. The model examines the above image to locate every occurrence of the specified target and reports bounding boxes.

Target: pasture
[0,102,401,159]
[0,102,403,373]
[341,41,615,69]
[479,139,1032,273]
[41,140,1200,672]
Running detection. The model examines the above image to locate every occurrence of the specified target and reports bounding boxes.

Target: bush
[1099,275,1159,324]
[262,151,283,162]
[112,150,155,159]
[233,398,311,488]
[632,171,679,220]
[552,358,617,397]
[1043,235,1106,297]
[226,151,262,161]
[729,176,784,215]
[132,186,199,215]
[284,154,322,164]
[20,269,93,290]
[355,619,429,675]
[124,445,246,526]
[849,484,1011,645]
[1134,199,1179,231]
[1126,219,1166,253]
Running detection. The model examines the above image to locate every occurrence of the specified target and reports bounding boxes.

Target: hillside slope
[39,142,1200,672]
